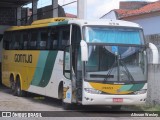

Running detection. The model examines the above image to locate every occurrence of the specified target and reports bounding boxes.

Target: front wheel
[62,102,74,110]
[111,105,121,111]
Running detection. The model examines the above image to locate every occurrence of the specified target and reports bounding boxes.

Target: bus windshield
[85,45,147,83]
[84,26,147,83]
[85,27,144,45]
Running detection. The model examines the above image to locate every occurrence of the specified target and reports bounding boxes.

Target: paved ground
[0,85,63,111]
[0,85,159,119]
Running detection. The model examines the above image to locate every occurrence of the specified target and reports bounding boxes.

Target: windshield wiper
[120,60,135,82]
[104,58,117,81]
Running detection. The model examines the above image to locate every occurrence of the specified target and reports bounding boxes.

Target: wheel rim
[17,83,21,95]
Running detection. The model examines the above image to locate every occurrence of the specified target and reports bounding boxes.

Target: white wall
[101,11,117,20]
[129,16,160,35]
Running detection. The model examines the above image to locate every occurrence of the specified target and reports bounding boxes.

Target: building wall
[37,5,66,20]
[123,15,160,64]
[101,11,117,19]
[0,7,16,26]
[127,15,160,36]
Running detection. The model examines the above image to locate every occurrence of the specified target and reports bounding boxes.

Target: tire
[15,77,26,97]
[11,81,15,93]
[10,76,16,95]
[62,102,73,110]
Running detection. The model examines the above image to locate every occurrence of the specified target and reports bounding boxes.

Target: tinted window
[13,32,21,50]
[61,30,70,49]
[30,32,38,49]
[39,32,47,50]
[3,32,11,50]
[50,28,59,50]
[23,32,29,50]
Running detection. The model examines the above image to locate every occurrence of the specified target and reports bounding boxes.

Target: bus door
[63,46,73,103]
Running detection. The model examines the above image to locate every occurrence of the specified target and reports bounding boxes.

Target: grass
[140,105,160,111]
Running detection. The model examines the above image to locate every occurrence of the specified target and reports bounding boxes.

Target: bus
[1,17,158,110]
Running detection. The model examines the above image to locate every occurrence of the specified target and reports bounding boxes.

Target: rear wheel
[15,77,26,97]
[10,75,16,95]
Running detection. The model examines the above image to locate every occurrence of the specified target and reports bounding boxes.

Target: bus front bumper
[82,92,147,105]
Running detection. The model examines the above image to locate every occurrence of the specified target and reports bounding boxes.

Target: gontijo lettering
[14,54,32,63]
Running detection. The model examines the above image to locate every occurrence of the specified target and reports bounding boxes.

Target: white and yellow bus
[1,17,158,109]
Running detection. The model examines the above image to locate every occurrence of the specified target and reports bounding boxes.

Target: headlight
[134,89,147,94]
[84,88,102,94]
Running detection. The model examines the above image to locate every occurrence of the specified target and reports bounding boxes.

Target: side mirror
[80,40,88,61]
[148,43,159,64]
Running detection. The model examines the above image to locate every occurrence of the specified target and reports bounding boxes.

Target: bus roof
[6,17,141,31]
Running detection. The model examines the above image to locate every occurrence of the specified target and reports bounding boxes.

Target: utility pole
[52,0,58,17]
[77,0,87,19]
[17,6,22,25]
[32,0,38,21]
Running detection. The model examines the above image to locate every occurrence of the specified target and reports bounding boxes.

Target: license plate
[113,98,123,102]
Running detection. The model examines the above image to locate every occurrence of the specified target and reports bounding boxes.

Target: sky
[25,0,158,19]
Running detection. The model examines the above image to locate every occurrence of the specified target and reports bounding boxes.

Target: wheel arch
[10,73,16,82]
[58,81,63,99]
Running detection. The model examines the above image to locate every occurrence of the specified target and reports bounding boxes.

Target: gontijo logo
[14,54,32,63]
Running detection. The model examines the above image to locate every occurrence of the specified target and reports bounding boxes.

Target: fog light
[134,89,147,95]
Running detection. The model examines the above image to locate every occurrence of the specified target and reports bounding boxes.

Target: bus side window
[23,32,29,50]
[9,32,15,50]
[61,30,70,50]
[14,32,21,50]
[30,31,38,50]
[19,31,23,50]
[3,32,11,50]
[50,29,59,50]
[40,32,47,50]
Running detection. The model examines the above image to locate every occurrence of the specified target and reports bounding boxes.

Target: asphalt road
[0,85,159,119]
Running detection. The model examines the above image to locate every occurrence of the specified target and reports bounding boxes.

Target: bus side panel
[27,50,60,97]
[2,50,40,91]
[45,51,64,98]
